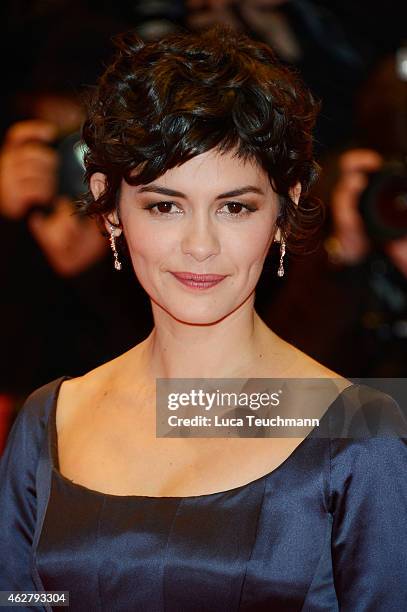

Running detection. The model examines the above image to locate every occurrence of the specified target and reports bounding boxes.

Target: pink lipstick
[170,272,226,290]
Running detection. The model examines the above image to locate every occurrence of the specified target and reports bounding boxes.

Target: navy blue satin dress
[1,376,407,611]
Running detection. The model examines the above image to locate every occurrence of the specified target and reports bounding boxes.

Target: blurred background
[0,0,406,452]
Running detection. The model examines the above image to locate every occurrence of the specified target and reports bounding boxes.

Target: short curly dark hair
[80,24,322,254]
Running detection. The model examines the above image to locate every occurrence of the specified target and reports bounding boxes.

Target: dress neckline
[48,375,355,501]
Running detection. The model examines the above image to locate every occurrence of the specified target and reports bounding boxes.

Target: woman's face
[99,148,282,324]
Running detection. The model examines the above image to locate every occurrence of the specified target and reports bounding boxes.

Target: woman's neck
[142,297,276,380]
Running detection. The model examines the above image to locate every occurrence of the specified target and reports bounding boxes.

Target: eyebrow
[137,184,265,199]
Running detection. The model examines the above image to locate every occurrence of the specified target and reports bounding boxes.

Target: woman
[1,25,406,611]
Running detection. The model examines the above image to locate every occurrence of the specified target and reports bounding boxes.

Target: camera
[358,46,407,244]
[25,131,87,219]
[358,160,407,243]
[57,131,87,201]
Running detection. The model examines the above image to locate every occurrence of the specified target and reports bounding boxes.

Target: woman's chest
[57,410,307,497]
[36,439,336,611]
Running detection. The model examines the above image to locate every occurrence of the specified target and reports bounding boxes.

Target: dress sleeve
[0,383,54,592]
[330,390,407,611]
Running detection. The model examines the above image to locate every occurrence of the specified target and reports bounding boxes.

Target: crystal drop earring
[109,224,122,271]
[277,238,286,277]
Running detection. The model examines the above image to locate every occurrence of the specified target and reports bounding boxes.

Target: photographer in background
[326,147,407,376]
[0,17,153,401]
[262,147,407,377]
[328,149,407,277]
[264,49,407,376]
[327,49,407,375]
[0,116,107,277]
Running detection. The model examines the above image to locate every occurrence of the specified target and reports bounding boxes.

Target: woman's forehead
[129,148,269,190]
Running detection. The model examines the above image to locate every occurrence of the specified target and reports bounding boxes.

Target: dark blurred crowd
[0,0,406,445]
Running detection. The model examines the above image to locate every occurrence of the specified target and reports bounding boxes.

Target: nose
[181,213,221,262]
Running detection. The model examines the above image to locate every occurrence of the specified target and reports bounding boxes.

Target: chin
[151,296,237,326]
[173,312,231,326]
[171,308,232,326]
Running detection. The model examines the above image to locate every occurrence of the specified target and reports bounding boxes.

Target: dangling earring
[109,223,122,271]
[277,238,286,277]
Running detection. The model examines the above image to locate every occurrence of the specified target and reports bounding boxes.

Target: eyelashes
[142,201,258,218]
[142,201,179,215]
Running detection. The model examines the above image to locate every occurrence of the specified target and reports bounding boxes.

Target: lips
[170,271,227,290]
[171,272,226,282]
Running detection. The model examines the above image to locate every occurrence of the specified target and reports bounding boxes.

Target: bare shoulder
[257,334,353,423]
[56,340,148,431]
[287,343,345,379]
[262,328,351,391]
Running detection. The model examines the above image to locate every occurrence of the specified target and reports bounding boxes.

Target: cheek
[123,223,173,273]
[220,221,275,292]
[234,219,275,266]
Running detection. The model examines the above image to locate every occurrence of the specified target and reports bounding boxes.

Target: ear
[290,182,302,205]
[273,183,301,243]
[90,172,106,201]
[90,172,122,236]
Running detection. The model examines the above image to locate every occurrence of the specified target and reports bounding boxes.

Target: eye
[142,200,258,218]
[218,201,257,217]
[143,201,182,216]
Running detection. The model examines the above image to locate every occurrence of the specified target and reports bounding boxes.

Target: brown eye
[219,201,256,217]
[156,202,173,213]
[143,201,182,216]
[226,202,243,214]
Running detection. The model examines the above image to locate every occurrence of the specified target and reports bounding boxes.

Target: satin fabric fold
[1,377,406,611]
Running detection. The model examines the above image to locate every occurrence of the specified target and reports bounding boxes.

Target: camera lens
[57,132,88,200]
[358,162,407,243]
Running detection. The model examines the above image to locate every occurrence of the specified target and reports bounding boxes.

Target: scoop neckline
[48,375,355,501]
